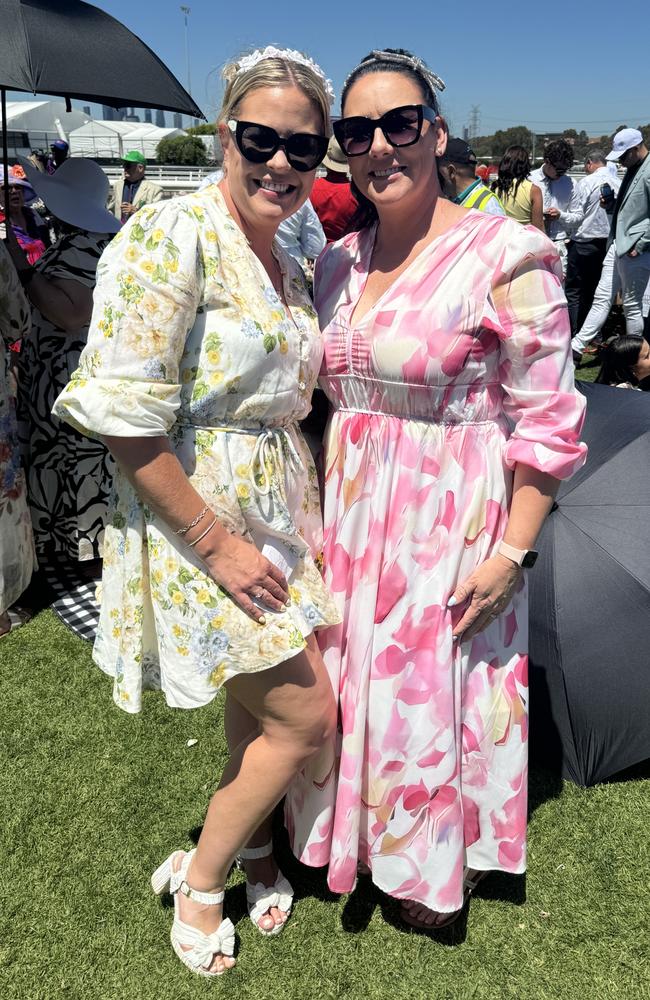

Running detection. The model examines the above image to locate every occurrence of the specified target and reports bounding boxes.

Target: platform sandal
[238,840,294,937]
[151,849,236,977]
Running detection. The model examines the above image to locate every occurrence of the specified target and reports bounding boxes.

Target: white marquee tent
[1,101,89,156]
[69,121,185,160]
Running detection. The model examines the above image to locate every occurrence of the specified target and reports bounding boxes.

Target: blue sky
[9,0,650,136]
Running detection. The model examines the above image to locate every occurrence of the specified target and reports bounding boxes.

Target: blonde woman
[53,47,339,976]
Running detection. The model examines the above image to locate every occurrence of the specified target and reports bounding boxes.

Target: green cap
[122,150,146,164]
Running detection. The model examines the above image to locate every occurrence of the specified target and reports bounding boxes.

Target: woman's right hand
[202,530,290,623]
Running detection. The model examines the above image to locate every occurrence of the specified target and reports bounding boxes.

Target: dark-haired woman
[595,335,650,389]
[286,48,587,930]
[493,145,544,231]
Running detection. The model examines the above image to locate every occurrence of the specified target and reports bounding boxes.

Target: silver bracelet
[187,516,218,548]
[174,504,209,536]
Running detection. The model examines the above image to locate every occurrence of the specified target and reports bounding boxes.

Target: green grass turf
[1,610,648,1000]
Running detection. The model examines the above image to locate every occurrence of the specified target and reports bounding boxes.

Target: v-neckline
[211,185,299,329]
[348,213,477,330]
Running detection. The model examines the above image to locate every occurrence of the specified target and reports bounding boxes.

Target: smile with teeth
[371,166,404,178]
[258,179,293,193]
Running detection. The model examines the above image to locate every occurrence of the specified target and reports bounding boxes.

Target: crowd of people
[0,42,648,977]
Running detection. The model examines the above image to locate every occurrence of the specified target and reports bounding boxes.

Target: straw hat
[18,156,121,234]
[322,137,349,175]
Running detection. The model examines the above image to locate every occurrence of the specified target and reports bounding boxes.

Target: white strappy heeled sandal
[238,840,294,937]
[151,849,236,977]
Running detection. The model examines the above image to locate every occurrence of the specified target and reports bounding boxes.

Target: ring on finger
[252,587,265,599]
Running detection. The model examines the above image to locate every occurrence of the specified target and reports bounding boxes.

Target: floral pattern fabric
[0,242,36,613]
[53,188,339,713]
[286,214,587,912]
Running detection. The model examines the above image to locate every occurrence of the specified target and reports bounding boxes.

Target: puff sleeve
[490,226,587,480]
[52,199,204,438]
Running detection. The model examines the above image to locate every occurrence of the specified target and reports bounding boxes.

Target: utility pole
[180,6,191,128]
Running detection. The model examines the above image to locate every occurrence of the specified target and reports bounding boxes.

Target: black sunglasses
[227,119,329,172]
[333,104,438,158]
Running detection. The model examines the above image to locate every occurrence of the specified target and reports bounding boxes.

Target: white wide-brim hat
[18,155,121,234]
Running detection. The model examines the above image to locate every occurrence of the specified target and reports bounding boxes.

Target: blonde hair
[218,52,332,135]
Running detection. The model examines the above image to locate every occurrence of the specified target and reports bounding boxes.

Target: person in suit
[106,150,164,225]
[606,128,650,337]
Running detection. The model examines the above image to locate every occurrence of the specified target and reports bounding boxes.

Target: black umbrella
[529,380,650,786]
[1,0,205,210]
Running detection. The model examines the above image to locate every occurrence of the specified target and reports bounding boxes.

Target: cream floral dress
[53,187,339,713]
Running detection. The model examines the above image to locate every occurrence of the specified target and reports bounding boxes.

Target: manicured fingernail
[258,615,266,625]
[447,597,457,607]
[285,598,291,607]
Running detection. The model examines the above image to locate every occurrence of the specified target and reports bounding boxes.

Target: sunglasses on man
[333,104,438,158]
[227,120,329,172]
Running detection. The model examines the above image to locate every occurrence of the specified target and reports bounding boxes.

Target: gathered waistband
[332,406,503,428]
[175,421,303,500]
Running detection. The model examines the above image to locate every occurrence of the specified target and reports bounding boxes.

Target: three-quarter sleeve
[491,226,587,479]
[0,241,31,346]
[52,200,204,438]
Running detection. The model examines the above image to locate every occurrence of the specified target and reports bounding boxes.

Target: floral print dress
[0,241,36,614]
[286,214,587,913]
[53,188,339,713]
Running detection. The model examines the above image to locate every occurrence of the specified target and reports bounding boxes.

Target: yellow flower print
[209,371,224,386]
[279,340,288,354]
[125,245,140,263]
[172,591,185,606]
[236,484,250,501]
[196,589,211,605]
[152,569,163,585]
[151,228,165,242]
[205,229,218,242]
[210,615,225,629]
[140,259,155,275]
[172,624,185,638]
[177,645,190,656]
[165,259,179,273]
[209,663,227,687]
[112,625,120,638]
[165,558,178,574]
[207,350,221,365]
[235,463,250,478]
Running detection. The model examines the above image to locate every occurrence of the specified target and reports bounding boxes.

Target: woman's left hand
[448,554,522,643]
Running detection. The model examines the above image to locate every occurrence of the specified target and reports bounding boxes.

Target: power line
[478,114,648,126]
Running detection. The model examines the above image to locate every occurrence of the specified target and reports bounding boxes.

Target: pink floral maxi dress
[286,215,587,913]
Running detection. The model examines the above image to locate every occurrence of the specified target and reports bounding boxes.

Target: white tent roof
[69,120,186,160]
[1,100,89,141]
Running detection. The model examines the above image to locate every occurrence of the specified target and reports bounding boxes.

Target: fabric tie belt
[179,422,303,501]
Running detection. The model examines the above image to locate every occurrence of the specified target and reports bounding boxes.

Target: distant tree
[186,123,216,135]
[638,123,650,147]
[491,126,533,157]
[156,135,207,166]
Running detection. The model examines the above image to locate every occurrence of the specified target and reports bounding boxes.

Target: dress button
[298,381,306,391]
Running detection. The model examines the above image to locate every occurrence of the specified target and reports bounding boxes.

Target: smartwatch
[497,541,538,568]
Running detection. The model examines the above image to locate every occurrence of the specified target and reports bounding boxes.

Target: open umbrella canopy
[529,380,650,786]
[0,0,204,116]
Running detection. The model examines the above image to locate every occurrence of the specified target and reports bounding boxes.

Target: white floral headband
[235,46,335,106]
[343,50,446,102]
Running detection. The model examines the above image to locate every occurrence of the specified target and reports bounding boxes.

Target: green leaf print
[178,567,194,586]
[130,223,146,243]
[194,381,210,400]
[263,334,276,354]
[153,264,169,284]
[204,334,222,353]
[112,512,126,529]
[126,577,141,596]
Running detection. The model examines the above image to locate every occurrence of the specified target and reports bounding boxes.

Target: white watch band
[498,541,528,566]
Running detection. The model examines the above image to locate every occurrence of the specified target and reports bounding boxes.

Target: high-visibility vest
[462,182,504,214]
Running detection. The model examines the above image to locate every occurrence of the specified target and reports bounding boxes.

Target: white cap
[606,128,643,162]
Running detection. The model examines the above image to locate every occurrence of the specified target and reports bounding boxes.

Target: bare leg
[223,692,283,932]
[175,635,335,972]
